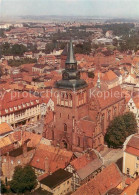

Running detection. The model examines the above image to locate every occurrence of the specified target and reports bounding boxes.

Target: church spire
[55,39,87,90]
[65,39,77,66]
[97,73,101,88]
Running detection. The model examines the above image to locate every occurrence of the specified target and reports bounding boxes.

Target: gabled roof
[0,131,42,155]
[72,163,123,195]
[77,158,103,180]
[70,150,97,171]
[0,123,13,136]
[33,64,47,69]
[102,70,118,81]
[124,134,139,156]
[121,177,139,195]
[30,144,73,172]
[40,169,72,189]
[94,86,124,110]
[0,91,40,116]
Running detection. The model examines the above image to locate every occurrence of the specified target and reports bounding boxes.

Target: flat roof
[40,169,72,189]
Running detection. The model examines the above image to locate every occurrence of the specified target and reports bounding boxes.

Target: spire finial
[65,39,77,65]
[97,73,101,88]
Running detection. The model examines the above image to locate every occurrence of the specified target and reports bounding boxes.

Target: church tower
[46,40,88,151]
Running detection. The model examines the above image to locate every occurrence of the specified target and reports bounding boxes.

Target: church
[44,40,126,152]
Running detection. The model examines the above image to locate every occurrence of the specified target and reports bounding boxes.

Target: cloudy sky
[0,0,139,18]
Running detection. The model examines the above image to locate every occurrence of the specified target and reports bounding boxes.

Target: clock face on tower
[63,72,69,80]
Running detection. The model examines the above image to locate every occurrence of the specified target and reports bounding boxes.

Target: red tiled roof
[30,144,73,172]
[22,131,42,148]
[102,70,118,81]
[72,163,123,195]
[125,177,134,185]
[0,130,42,155]
[0,123,13,136]
[70,151,97,171]
[127,134,139,150]
[125,146,139,156]
[121,177,139,195]
[0,91,40,115]
[22,75,32,83]
[94,85,125,110]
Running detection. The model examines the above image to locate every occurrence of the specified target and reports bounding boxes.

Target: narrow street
[100,147,123,167]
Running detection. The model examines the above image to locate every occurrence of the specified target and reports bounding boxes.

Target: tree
[105,115,126,148]
[113,38,118,47]
[11,44,28,56]
[104,112,137,148]
[10,165,37,193]
[0,66,3,77]
[1,180,7,194]
[45,43,55,54]
[74,42,91,54]
[0,29,6,38]
[0,42,11,55]
[94,23,134,36]
[122,112,137,135]
[8,58,37,67]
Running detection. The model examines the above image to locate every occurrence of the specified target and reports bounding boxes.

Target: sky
[0,0,139,18]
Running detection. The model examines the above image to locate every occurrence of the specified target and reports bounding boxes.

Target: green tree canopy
[1,180,7,194]
[0,29,6,38]
[8,58,37,67]
[122,112,137,135]
[10,165,37,194]
[11,44,28,56]
[0,42,11,55]
[74,42,91,55]
[0,43,28,56]
[104,112,137,148]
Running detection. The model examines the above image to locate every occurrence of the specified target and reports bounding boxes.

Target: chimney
[45,157,50,174]
[53,112,56,123]
[23,142,27,157]
[23,139,30,157]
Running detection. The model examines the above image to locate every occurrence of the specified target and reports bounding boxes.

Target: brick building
[1,131,42,181]
[44,40,126,152]
[2,140,35,180]
[0,91,41,127]
[72,163,123,195]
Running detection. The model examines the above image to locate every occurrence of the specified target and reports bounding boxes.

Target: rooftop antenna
[97,73,101,88]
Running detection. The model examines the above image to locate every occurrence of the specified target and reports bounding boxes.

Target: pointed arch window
[77,137,80,146]
[114,107,117,117]
[107,110,111,122]
[69,94,72,107]
[65,93,68,100]
[64,123,67,132]
[101,114,105,131]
